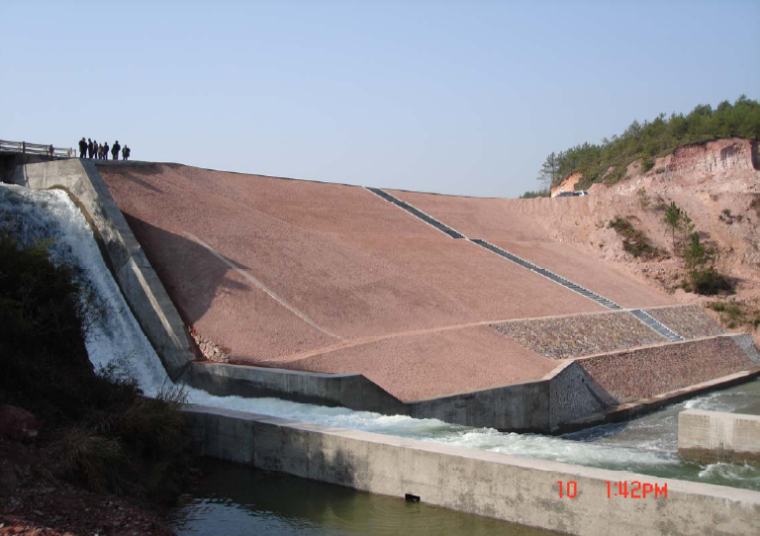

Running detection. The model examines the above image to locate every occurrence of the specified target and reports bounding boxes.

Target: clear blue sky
[2,1,758,197]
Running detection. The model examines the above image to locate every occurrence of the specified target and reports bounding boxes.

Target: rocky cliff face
[527,138,759,337]
[660,138,758,176]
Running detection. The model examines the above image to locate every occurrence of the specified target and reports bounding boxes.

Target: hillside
[539,96,760,192]
[545,137,759,340]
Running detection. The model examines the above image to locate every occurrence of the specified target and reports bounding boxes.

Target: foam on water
[3,184,758,490]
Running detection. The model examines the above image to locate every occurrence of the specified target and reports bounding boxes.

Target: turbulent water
[2,184,759,491]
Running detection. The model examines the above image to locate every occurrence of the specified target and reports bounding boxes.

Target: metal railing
[0,139,76,158]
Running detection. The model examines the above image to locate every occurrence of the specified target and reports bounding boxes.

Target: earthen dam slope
[96,162,758,429]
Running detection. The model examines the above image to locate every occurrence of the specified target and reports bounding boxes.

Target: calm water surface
[168,459,556,536]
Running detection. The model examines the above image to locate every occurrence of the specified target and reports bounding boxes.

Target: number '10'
[558,481,577,498]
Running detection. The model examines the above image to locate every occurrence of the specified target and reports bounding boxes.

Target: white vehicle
[555,190,589,198]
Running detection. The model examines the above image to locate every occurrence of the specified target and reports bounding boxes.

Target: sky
[1,0,758,198]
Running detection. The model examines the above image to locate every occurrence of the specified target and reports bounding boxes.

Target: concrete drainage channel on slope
[366,187,686,342]
[630,309,684,342]
[471,238,622,310]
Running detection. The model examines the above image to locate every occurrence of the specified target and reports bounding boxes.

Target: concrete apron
[186,404,760,536]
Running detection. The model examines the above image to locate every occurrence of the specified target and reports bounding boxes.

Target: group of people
[78,137,131,161]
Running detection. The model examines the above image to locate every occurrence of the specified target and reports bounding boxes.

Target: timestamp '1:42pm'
[607,481,667,499]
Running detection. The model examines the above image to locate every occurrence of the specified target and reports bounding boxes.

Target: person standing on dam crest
[78,137,87,158]
[122,145,130,161]
[111,141,121,160]
[87,138,93,159]
[103,141,109,160]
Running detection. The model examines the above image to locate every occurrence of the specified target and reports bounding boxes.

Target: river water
[3,184,758,533]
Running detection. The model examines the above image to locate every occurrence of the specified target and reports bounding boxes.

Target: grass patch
[708,301,760,329]
[608,217,666,260]
[0,229,191,505]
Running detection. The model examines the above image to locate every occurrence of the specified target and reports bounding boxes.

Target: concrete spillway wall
[10,159,194,380]
[186,404,760,536]
[679,410,760,464]
[10,159,760,433]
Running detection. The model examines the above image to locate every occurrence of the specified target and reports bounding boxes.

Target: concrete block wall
[186,404,760,536]
[548,362,613,427]
[577,336,759,404]
[679,410,760,464]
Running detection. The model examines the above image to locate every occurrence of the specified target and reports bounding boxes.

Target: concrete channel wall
[679,410,760,464]
[186,404,760,536]
[11,159,194,380]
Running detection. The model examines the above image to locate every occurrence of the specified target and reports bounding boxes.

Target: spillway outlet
[405,493,421,503]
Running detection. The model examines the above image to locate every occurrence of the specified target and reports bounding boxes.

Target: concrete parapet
[10,159,195,379]
[679,410,760,464]
[186,404,760,536]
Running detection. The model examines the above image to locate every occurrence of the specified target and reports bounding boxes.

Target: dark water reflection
[168,459,556,536]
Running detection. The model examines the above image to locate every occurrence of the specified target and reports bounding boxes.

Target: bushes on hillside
[0,229,191,504]
[607,217,665,260]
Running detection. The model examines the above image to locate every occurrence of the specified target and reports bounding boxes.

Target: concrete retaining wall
[186,404,760,536]
[187,362,406,415]
[11,159,194,379]
[679,410,760,464]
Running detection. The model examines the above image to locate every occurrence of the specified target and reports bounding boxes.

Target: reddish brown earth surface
[98,163,683,401]
[0,437,175,536]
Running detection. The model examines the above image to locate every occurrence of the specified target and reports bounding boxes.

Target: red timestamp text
[607,480,667,499]
[556,480,668,499]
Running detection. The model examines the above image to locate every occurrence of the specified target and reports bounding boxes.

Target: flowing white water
[3,184,758,490]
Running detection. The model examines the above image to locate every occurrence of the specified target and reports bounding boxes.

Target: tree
[537,152,562,188]
[662,202,694,254]
[683,233,708,269]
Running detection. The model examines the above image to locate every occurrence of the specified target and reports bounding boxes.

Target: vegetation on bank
[536,95,760,191]
[0,229,191,504]
[519,188,550,199]
[707,301,760,330]
[608,195,734,296]
[607,217,665,260]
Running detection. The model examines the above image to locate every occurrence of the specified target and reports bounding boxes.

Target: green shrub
[683,268,734,296]
[608,217,665,260]
[637,187,651,209]
[0,230,191,505]
[683,233,710,269]
[750,196,760,218]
